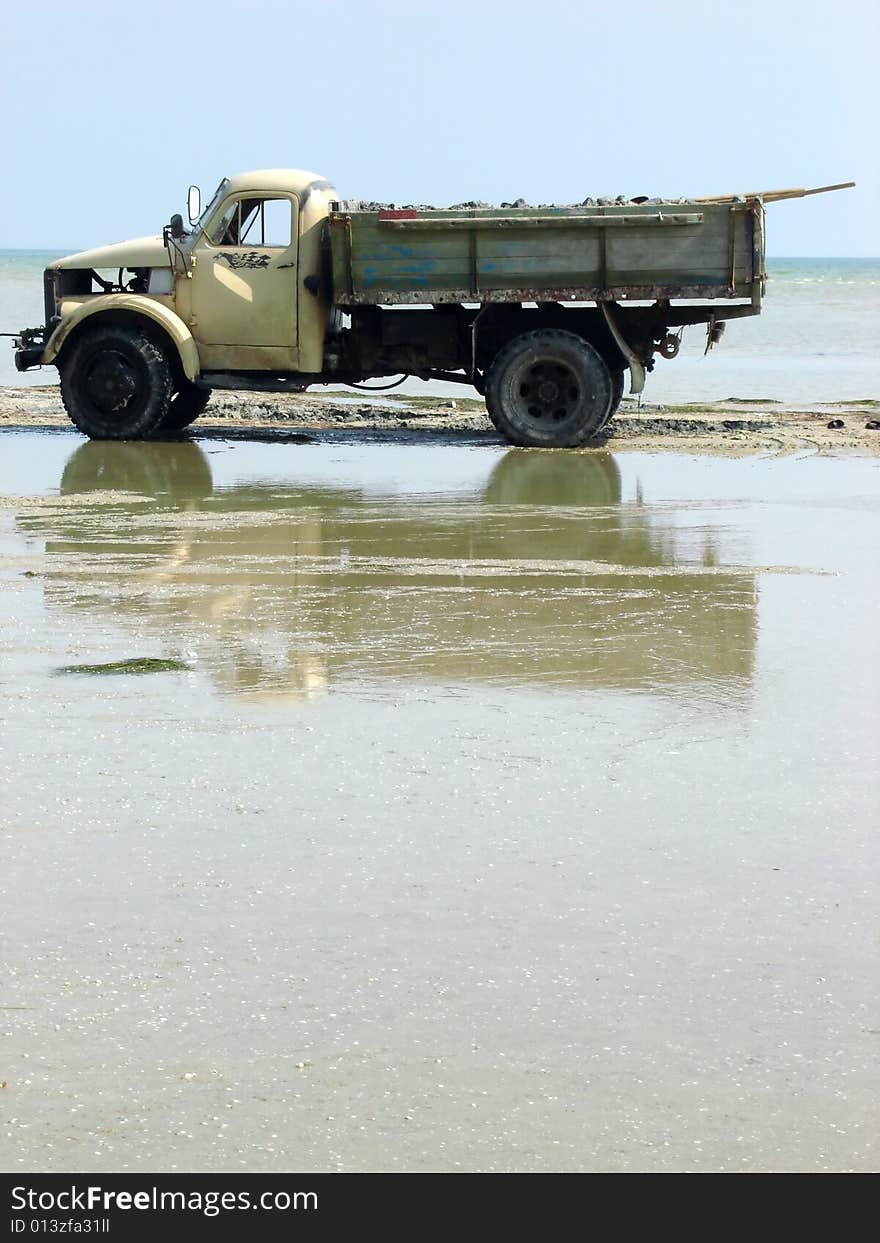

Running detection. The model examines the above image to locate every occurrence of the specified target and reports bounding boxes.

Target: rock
[827,419,845,429]
[865,420,880,430]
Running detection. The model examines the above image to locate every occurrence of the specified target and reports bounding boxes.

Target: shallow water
[1,432,878,1171]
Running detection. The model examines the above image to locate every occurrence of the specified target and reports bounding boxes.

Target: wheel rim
[513,357,583,426]
[79,347,145,418]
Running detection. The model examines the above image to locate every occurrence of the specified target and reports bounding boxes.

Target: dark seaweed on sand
[57,657,191,676]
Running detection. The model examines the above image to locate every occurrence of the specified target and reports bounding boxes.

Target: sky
[2,0,876,255]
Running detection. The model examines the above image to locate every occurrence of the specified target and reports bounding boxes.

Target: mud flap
[600,303,646,396]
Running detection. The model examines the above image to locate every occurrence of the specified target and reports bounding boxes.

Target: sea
[1,250,878,404]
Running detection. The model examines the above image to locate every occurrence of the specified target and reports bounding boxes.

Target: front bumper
[13,326,49,372]
[15,345,46,371]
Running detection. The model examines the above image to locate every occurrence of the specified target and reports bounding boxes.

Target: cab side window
[242,199,292,247]
[210,198,292,247]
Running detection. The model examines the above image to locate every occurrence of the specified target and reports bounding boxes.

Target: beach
[1,250,877,1176]
[1,430,878,1172]
[1,384,879,455]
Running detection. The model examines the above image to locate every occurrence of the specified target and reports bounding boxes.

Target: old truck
[12,171,853,448]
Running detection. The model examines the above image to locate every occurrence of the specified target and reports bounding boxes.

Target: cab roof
[224,169,333,197]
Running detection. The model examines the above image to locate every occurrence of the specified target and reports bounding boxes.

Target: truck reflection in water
[28,440,758,701]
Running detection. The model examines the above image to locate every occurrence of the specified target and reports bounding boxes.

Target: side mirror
[187,185,201,225]
[169,213,186,240]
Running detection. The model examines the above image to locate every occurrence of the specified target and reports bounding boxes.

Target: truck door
[190,194,298,355]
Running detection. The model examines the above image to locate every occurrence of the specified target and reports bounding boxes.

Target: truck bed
[328,199,765,307]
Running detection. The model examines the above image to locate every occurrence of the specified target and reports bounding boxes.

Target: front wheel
[485,329,613,448]
[60,326,173,440]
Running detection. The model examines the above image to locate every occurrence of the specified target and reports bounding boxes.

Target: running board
[197,372,317,393]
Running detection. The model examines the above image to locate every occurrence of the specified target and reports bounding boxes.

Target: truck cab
[175,170,336,375]
[16,170,337,439]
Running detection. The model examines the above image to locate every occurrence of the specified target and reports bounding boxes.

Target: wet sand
[1,384,879,455]
[1,431,878,1172]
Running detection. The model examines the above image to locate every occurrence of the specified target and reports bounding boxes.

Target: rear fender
[44,296,200,381]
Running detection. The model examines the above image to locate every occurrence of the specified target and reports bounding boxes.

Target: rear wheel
[485,330,613,447]
[160,382,212,432]
[60,326,173,440]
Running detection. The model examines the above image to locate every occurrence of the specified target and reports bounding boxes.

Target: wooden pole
[693,181,855,204]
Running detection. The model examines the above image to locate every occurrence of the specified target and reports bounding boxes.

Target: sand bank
[1,385,878,454]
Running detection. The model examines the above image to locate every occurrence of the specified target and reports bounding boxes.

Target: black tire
[485,329,613,448]
[60,325,173,440]
[594,368,625,434]
[609,369,625,418]
[160,382,212,433]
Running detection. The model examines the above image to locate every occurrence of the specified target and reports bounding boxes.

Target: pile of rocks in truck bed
[340,196,699,211]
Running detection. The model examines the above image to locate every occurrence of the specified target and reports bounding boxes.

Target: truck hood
[49,235,170,270]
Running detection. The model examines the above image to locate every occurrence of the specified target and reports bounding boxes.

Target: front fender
[43,296,200,381]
